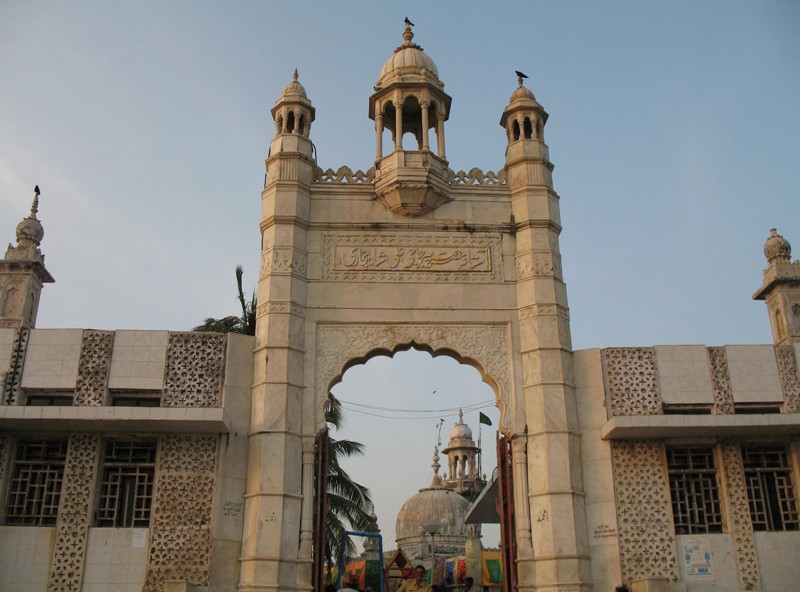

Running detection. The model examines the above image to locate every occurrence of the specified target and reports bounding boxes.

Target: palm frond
[324,392,344,429]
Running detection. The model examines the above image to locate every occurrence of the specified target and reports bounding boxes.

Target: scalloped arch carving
[315,324,512,432]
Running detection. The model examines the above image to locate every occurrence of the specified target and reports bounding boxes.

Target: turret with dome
[441,409,486,499]
[369,21,452,217]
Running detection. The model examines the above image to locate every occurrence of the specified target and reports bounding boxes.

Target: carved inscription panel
[322,233,503,283]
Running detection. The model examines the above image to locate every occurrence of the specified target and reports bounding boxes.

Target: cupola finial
[403,17,415,44]
[292,68,298,82]
[398,18,420,50]
[30,185,40,219]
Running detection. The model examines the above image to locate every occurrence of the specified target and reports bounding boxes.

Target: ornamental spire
[430,446,443,487]
[30,185,40,219]
[396,18,422,52]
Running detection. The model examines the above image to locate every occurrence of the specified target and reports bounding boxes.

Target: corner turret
[269,69,316,164]
[754,228,800,344]
[0,186,54,329]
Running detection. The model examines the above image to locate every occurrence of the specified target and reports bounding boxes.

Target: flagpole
[478,413,482,478]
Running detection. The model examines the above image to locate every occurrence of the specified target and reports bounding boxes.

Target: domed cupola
[395,447,470,563]
[500,72,548,146]
[441,409,484,498]
[764,228,791,265]
[369,21,452,217]
[269,69,315,160]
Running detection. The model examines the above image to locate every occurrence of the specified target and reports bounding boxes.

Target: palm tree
[324,393,376,568]
[192,265,256,335]
[194,267,375,568]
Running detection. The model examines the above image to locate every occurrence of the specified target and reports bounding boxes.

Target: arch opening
[402,95,423,149]
[383,103,398,150]
[326,347,501,560]
[523,117,533,140]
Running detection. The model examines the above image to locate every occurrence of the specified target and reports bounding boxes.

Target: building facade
[1,21,799,592]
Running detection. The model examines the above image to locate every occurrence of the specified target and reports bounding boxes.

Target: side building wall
[575,344,800,592]
[0,327,253,592]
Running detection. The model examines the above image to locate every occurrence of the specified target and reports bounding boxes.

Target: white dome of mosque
[449,420,473,442]
[281,69,308,99]
[376,23,443,89]
[395,482,470,541]
[446,409,475,446]
[395,447,469,555]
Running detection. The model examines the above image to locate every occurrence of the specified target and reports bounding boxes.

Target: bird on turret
[405,17,415,27]
[515,70,528,79]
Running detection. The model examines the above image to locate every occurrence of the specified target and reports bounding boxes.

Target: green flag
[479,412,492,426]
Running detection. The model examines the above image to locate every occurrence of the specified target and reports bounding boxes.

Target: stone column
[421,102,430,150]
[394,102,403,151]
[298,436,316,575]
[375,112,384,161]
[511,436,533,559]
[436,115,446,158]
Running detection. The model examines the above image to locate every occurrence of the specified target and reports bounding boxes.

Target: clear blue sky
[1,0,799,549]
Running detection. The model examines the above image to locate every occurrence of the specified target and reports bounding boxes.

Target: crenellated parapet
[314,166,375,184]
[313,164,507,187]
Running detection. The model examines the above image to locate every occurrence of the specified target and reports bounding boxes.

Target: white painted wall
[81,527,149,592]
[0,526,53,592]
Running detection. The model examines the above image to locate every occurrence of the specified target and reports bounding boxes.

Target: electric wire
[338,403,494,421]
[336,397,494,413]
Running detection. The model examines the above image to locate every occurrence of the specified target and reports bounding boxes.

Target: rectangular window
[24,391,74,406]
[662,404,713,415]
[734,403,782,414]
[95,440,157,527]
[667,446,723,534]
[6,439,68,525]
[742,445,799,531]
[109,390,161,407]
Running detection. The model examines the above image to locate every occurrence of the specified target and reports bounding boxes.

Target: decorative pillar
[48,434,101,592]
[436,114,445,158]
[720,440,761,590]
[375,112,384,160]
[394,101,403,151]
[421,102,430,150]
[511,436,533,559]
[298,437,315,559]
